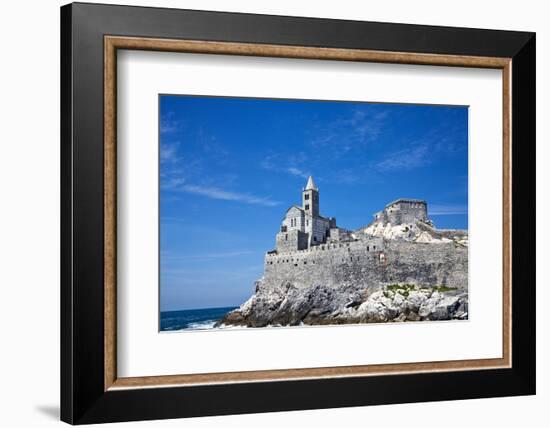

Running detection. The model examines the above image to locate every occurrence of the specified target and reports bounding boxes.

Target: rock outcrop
[218,283,468,327]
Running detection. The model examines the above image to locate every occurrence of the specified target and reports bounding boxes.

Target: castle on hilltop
[275,176,430,254]
[260,176,467,294]
[219,177,468,327]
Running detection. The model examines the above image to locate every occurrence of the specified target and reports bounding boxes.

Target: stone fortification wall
[264,238,467,291]
[265,238,385,291]
[327,227,352,243]
[275,229,308,252]
[383,240,468,289]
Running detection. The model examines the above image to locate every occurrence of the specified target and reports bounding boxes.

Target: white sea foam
[186,320,217,330]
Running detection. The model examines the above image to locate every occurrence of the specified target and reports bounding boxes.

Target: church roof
[304,176,318,191]
[285,205,303,214]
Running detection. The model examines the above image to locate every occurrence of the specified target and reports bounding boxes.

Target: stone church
[276,176,344,252]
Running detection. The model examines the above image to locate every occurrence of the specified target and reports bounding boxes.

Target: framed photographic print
[60,2,536,424]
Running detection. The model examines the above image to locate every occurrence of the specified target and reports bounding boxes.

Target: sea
[160,306,238,331]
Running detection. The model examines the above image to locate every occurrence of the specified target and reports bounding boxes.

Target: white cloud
[163,177,279,207]
[260,154,311,180]
[161,250,254,261]
[183,184,279,206]
[374,116,467,173]
[160,137,278,207]
[429,204,468,215]
[160,111,184,135]
[375,143,430,171]
[310,107,389,150]
[160,141,179,163]
[286,166,310,179]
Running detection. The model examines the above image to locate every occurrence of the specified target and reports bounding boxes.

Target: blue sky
[159,95,468,311]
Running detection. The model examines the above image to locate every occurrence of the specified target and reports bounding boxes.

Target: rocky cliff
[220,283,467,327]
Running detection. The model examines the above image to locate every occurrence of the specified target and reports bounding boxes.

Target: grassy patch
[433,285,458,292]
[385,283,416,298]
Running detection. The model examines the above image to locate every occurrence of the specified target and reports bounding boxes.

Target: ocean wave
[186,320,218,330]
[186,321,253,330]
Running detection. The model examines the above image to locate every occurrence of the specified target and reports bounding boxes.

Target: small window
[313,236,317,242]
[285,234,288,241]
[305,204,310,210]
[304,194,310,200]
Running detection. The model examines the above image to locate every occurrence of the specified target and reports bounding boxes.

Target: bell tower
[302,176,319,217]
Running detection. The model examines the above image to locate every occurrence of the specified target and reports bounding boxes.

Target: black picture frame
[61,2,535,424]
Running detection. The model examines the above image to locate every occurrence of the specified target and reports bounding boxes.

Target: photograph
[159,95,469,331]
